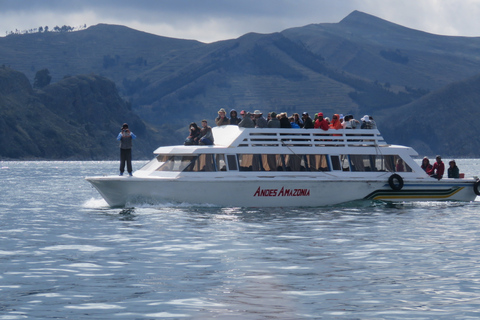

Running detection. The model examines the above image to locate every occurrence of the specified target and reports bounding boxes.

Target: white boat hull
[86,176,478,207]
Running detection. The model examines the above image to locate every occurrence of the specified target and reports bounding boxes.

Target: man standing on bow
[117,123,136,176]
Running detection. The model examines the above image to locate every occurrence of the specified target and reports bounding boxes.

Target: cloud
[1,0,479,42]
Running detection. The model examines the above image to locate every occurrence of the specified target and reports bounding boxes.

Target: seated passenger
[314,112,329,131]
[289,116,300,128]
[421,157,432,172]
[229,109,241,125]
[293,113,304,128]
[396,159,405,172]
[215,108,229,126]
[329,114,342,130]
[253,110,267,128]
[360,115,373,129]
[448,160,460,178]
[267,112,281,128]
[279,112,291,128]
[302,112,314,129]
[184,122,200,145]
[427,155,445,180]
[369,115,377,129]
[238,110,255,128]
[343,115,360,129]
[198,120,214,145]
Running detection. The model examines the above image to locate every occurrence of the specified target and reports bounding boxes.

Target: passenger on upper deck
[229,109,241,125]
[215,108,229,126]
[427,155,445,180]
[253,110,267,128]
[289,116,300,128]
[302,112,314,129]
[184,122,201,145]
[421,157,433,172]
[267,112,281,128]
[369,116,377,129]
[343,115,360,129]
[293,113,304,128]
[238,110,255,128]
[314,112,329,131]
[198,120,214,145]
[360,115,373,129]
[279,113,291,128]
[329,114,342,130]
[448,160,460,178]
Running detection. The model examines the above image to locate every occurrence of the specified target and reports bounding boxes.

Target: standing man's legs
[120,148,127,175]
[125,148,132,174]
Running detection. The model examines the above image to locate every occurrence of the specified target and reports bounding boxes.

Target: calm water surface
[1,160,480,319]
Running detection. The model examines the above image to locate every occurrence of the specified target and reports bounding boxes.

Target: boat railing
[213,127,387,148]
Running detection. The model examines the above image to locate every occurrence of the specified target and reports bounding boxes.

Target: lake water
[1,160,480,319]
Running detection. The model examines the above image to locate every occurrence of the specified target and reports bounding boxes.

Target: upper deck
[212,125,388,148]
[153,125,417,158]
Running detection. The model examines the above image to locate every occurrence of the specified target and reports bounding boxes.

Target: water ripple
[1,160,480,319]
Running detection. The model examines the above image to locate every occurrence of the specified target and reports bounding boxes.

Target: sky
[1,0,480,43]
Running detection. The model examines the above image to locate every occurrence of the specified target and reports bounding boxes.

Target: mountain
[379,73,480,157]
[1,10,480,158]
[0,66,160,159]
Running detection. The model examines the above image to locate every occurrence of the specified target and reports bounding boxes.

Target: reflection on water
[1,161,480,319]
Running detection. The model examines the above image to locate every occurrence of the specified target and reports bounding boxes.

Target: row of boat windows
[152,154,413,173]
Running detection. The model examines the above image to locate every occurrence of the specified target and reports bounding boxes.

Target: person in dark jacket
[448,160,460,178]
[253,110,267,128]
[184,122,200,145]
[198,120,214,145]
[302,112,314,129]
[117,123,136,176]
[238,110,255,128]
[267,112,280,128]
[229,109,241,125]
[279,112,291,128]
[215,108,229,126]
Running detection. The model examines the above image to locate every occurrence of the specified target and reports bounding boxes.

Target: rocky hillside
[0,67,160,159]
[379,73,480,157]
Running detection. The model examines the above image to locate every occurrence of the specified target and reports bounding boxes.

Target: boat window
[237,154,328,172]
[331,156,341,171]
[348,155,413,172]
[227,155,238,171]
[350,155,378,171]
[392,155,412,172]
[238,154,262,171]
[341,156,350,171]
[183,154,215,172]
[139,154,169,171]
[155,154,215,172]
[305,155,330,171]
[216,154,227,171]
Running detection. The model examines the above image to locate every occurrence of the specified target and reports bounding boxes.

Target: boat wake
[82,197,109,209]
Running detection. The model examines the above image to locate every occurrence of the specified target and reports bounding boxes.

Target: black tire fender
[388,174,404,191]
[474,180,480,196]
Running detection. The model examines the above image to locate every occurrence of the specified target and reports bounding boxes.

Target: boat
[85,126,480,207]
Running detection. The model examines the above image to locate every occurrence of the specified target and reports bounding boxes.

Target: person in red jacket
[314,112,329,131]
[427,155,445,180]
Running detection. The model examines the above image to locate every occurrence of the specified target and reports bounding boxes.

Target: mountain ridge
[1,11,480,158]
